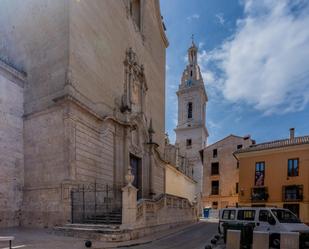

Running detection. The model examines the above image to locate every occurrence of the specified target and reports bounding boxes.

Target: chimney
[290,128,295,140]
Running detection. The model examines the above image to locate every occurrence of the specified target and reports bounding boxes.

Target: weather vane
[191,34,195,44]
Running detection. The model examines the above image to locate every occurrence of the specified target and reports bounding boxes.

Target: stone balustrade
[121,181,197,231]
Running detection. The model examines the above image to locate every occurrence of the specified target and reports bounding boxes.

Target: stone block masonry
[0,60,25,227]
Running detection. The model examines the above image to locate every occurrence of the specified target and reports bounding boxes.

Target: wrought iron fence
[71,183,122,224]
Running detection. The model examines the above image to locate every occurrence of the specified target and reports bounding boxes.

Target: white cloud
[198,42,205,49]
[215,13,225,25]
[186,14,200,22]
[201,0,309,115]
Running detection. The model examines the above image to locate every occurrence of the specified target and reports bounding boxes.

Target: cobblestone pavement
[125,221,218,249]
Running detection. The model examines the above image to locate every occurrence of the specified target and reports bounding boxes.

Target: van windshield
[271,209,301,223]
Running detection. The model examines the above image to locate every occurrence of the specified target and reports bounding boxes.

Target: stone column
[121,166,138,229]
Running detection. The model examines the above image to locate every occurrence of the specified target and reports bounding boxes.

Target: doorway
[130,154,142,199]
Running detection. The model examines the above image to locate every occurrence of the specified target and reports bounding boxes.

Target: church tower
[175,40,208,197]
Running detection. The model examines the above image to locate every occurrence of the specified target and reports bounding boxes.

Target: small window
[236,183,239,194]
[259,210,270,222]
[237,161,240,169]
[187,102,193,119]
[222,210,236,220]
[211,181,219,195]
[237,144,243,149]
[211,162,219,175]
[287,158,299,177]
[186,139,192,147]
[255,162,265,186]
[237,210,256,221]
[213,149,218,158]
[130,0,141,29]
[212,201,218,209]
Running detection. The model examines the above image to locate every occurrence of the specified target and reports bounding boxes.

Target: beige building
[0,0,197,234]
[202,135,253,211]
[235,129,309,224]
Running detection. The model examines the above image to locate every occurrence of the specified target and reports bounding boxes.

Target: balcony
[282,185,303,202]
[251,187,269,202]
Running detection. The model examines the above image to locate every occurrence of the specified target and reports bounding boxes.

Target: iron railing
[71,183,122,224]
[251,186,269,202]
[282,185,303,202]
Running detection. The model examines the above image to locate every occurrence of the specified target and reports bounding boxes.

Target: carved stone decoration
[121,48,148,114]
[125,165,135,186]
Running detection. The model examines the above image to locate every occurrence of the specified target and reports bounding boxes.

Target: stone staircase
[54,223,133,242]
[54,211,128,241]
[82,210,122,224]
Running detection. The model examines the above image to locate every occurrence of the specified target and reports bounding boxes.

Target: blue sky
[160,0,309,145]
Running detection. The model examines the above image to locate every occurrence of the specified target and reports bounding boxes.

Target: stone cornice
[53,93,141,130]
[154,0,169,48]
[53,94,103,121]
[0,59,26,87]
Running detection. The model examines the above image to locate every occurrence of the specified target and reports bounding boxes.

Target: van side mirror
[268,216,276,225]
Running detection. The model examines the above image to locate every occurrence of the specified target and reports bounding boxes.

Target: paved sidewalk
[0,222,210,249]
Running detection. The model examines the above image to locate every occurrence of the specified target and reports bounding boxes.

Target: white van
[218,207,309,246]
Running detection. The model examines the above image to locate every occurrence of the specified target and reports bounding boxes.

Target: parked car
[218,207,309,248]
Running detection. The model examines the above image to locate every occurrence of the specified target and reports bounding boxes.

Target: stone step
[83,220,122,225]
[54,224,133,242]
[55,226,124,234]
[63,223,121,229]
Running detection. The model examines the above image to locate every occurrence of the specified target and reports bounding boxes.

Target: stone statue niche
[121,48,148,115]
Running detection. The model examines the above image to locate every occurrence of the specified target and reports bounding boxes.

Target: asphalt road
[128,221,218,249]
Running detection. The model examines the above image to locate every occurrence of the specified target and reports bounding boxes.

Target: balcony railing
[251,187,269,202]
[282,185,303,202]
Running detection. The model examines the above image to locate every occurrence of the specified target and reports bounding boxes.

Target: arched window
[130,0,141,29]
[187,102,193,119]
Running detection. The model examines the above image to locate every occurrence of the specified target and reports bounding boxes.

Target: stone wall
[165,164,196,202]
[0,0,69,115]
[0,0,168,228]
[68,0,167,150]
[0,60,25,227]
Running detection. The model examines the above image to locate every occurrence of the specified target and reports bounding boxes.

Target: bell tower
[175,40,208,197]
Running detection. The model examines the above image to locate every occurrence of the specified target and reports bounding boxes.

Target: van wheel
[270,233,280,248]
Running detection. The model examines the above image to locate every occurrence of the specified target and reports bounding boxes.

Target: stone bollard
[280,232,299,249]
[226,230,241,249]
[252,231,269,249]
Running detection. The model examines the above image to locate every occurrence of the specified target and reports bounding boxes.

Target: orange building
[234,129,309,224]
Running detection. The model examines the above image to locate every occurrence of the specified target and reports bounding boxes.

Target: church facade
[0,0,198,231]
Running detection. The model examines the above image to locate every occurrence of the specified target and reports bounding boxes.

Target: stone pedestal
[121,184,138,230]
[252,231,269,249]
[281,232,299,249]
[226,230,241,249]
